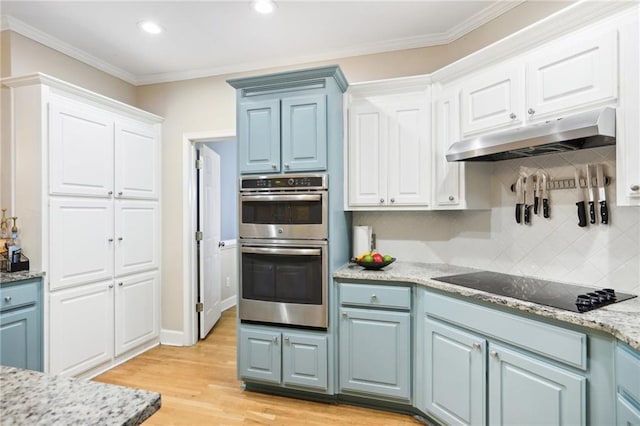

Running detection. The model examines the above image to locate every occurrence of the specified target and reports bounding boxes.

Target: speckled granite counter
[0,270,45,284]
[334,261,640,351]
[0,366,161,425]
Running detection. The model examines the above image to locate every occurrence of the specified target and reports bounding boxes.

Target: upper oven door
[239,192,328,240]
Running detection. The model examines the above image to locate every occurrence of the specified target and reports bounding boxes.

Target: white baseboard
[160,328,186,346]
[221,296,237,312]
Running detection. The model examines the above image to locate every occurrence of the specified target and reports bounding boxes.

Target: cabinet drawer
[0,279,40,312]
[340,283,411,310]
[425,291,587,369]
[617,343,640,404]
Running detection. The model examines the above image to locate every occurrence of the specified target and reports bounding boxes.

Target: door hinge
[195,159,203,170]
[195,231,203,241]
[196,302,204,313]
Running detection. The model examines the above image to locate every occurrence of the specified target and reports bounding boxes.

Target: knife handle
[600,200,608,224]
[515,204,522,224]
[576,201,587,227]
[542,199,550,218]
[588,201,596,224]
[524,205,531,224]
[534,197,539,215]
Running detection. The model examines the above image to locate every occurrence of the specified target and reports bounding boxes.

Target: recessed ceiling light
[138,20,163,35]
[252,0,277,15]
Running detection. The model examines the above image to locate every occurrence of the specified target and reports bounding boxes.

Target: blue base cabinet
[616,343,640,425]
[238,324,328,392]
[0,278,43,371]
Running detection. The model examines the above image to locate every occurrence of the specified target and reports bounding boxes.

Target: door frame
[182,129,235,346]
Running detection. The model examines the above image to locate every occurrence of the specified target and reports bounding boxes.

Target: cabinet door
[424,318,486,426]
[281,95,327,172]
[115,270,159,356]
[49,95,114,197]
[348,99,387,207]
[387,94,431,206]
[114,120,160,199]
[339,308,410,400]
[526,30,617,120]
[488,342,586,426]
[460,63,523,136]
[282,332,328,391]
[114,200,159,277]
[49,197,114,291]
[434,90,461,207]
[49,280,114,377]
[0,305,42,371]
[238,326,281,384]
[238,99,281,174]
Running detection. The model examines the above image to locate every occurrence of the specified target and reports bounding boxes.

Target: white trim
[182,129,235,347]
[2,16,138,85]
[159,329,186,347]
[220,296,237,313]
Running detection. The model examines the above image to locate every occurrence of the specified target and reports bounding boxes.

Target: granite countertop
[0,270,45,285]
[334,261,640,351]
[0,366,161,426]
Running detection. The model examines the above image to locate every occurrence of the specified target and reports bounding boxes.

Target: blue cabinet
[616,343,640,425]
[229,66,347,175]
[0,278,43,371]
[238,324,328,392]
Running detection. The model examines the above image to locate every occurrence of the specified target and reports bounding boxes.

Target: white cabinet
[4,74,162,377]
[347,82,431,209]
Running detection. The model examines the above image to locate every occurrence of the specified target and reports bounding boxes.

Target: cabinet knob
[390,198,395,203]
[218,241,225,248]
[118,237,123,241]
[109,284,114,288]
[509,113,516,120]
[631,184,640,192]
[527,108,535,115]
[380,198,385,204]
[472,343,481,351]
[4,296,12,303]
[371,294,377,300]
[271,164,277,169]
[118,192,123,196]
[490,350,499,359]
[284,163,290,169]
[449,196,455,201]
[284,337,290,345]
[108,238,114,242]
[118,282,123,286]
[108,191,113,195]
[342,312,348,319]
[272,336,278,344]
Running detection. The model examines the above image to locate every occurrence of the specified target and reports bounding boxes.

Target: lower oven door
[239,239,328,328]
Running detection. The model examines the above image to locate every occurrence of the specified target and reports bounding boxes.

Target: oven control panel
[241,174,327,190]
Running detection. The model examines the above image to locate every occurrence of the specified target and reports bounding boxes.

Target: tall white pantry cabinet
[3,74,162,378]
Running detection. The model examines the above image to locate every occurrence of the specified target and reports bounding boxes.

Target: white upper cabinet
[460,63,523,137]
[49,95,114,197]
[525,30,618,121]
[115,120,160,200]
[347,81,431,210]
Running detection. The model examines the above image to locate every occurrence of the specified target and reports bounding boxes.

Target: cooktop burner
[433,271,637,313]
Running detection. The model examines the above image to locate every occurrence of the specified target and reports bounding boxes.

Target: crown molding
[2,15,138,85]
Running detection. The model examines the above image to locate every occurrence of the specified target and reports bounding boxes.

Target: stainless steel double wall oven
[239,174,329,328]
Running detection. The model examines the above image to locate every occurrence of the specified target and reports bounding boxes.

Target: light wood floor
[94,307,424,425]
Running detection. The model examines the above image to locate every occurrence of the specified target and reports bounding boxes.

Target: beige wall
[138,0,573,334]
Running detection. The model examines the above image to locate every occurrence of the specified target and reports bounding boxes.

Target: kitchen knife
[533,173,540,215]
[586,164,596,224]
[524,175,534,225]
[515,176,524,224]
[541,172,550,218]
[574,169,587,227]
[597,164,608,224]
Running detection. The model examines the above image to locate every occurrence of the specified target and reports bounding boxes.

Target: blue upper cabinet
[229,66,347,175]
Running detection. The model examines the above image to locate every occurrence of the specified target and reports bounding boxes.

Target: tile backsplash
[354,146,640,296]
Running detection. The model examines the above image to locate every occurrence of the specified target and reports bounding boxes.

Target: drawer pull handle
[490,350,499,359]
[472,343,481,351]
[4,296,12,302]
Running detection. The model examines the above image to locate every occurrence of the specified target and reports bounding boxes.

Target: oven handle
[242,246,322,256]
[240,194,322,202]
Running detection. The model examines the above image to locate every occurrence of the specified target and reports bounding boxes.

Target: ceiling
[0,1,523,85]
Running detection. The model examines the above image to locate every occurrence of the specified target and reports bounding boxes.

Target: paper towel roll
[353,226,372,258]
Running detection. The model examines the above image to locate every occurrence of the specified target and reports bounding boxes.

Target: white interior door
[198,145,222,339]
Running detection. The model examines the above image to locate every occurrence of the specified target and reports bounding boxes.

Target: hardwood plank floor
[94,308,424,425]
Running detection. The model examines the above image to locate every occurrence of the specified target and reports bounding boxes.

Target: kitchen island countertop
[334,261,640,351]
[0,365,161,426]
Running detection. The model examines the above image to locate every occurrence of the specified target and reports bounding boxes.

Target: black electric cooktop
[433,271,637,313]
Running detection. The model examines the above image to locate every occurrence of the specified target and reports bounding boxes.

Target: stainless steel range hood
[446,107,616,162]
